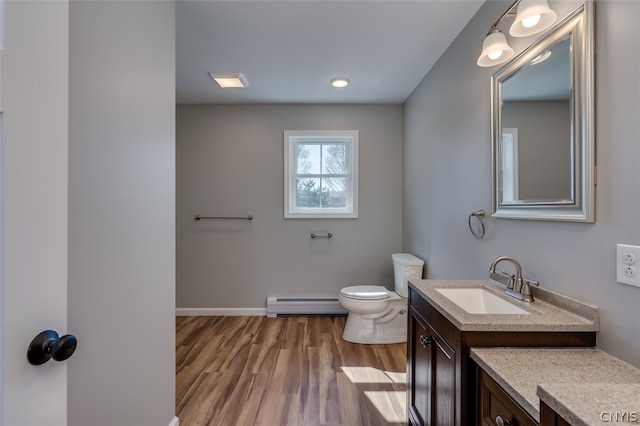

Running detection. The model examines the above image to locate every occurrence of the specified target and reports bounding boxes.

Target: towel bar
[194,215,253,221]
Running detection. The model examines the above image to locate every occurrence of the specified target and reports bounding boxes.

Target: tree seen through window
[295,143,347,209]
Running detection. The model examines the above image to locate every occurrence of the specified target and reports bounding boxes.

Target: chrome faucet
[488,256,539,302]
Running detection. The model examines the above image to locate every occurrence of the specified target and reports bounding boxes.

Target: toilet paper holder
[310,232,333,239]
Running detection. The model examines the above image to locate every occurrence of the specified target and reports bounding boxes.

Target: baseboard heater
[266,296,347,318]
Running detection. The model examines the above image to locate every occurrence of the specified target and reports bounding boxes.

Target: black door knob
[27,330,77,365]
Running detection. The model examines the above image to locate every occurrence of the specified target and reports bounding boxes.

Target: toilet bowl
[339,254,424,344]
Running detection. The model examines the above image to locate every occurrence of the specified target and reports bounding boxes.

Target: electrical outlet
[617,244,640,288]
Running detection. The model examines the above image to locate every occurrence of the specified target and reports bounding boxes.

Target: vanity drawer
[540,401,572,426]
[478,369,537,426]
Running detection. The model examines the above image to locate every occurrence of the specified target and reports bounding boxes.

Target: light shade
[477,28,515,67]
[509,0,557,37]
[330,77,350,88]
[209,72,249,88]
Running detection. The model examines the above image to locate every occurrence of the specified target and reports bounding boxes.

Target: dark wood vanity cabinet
[478,369,536,426]
[477,373,571,426]
[407,287,596,426]
[539,401,572,426]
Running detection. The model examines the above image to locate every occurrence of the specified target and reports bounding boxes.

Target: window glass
[296,144,321,174]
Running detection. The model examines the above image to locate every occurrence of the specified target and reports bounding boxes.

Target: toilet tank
[392,253,424,298]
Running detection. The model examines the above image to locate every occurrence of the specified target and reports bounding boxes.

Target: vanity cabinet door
[431,327,456,425]
[408,311,431,426]
[407,307,456,426]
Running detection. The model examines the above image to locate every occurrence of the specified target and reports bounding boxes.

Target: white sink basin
[435,288,530,315]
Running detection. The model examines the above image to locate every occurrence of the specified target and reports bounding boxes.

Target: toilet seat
[340,285,389,300]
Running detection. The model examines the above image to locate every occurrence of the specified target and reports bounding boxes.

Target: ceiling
[176,1,484,104]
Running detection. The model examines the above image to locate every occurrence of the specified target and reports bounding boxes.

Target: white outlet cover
[617,244,640,288]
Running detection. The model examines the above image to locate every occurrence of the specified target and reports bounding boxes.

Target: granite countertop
[470,348,640,425]
[537,383,640,425]
[409,279,599,332]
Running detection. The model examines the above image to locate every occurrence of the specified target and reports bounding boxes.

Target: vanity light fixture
[209,72,249,88]
[330,77,350,88]
[477,0,557,67]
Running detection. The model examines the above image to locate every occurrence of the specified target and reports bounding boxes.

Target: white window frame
[284,130,358,219]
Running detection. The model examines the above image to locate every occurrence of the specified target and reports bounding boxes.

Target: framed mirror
[491,2,595,222]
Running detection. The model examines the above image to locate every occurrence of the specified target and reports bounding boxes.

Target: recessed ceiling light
[209,72,249,88]
[330,77,350,88]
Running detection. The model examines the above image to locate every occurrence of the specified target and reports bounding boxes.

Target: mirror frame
[491,2,595,222]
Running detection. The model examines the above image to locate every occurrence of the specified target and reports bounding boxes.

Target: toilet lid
[340,285,390,300]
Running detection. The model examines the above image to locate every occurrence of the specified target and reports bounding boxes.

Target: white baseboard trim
[176,308,267,316]
[168,416,179,426]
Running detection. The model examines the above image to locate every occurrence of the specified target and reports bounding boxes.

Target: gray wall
[404,0,640,367]
[503,101,571,200]
[68,2,176,425]
[177,104,403,310]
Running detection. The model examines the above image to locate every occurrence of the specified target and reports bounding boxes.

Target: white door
[2,2,176,425]
[1,1,70,425]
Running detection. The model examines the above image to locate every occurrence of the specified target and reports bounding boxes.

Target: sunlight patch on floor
[341,366,406,384]
[364,390,407,423]
[384,371,406,384]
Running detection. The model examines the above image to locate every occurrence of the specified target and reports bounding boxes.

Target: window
[500,128,519,203]
[284,130,358,218]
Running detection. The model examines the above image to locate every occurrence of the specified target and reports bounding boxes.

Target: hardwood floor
[176,316,407,426]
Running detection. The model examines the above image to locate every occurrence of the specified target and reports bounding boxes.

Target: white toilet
[338,253,424,344]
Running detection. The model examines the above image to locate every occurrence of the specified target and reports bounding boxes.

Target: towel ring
[468,210,486,239]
